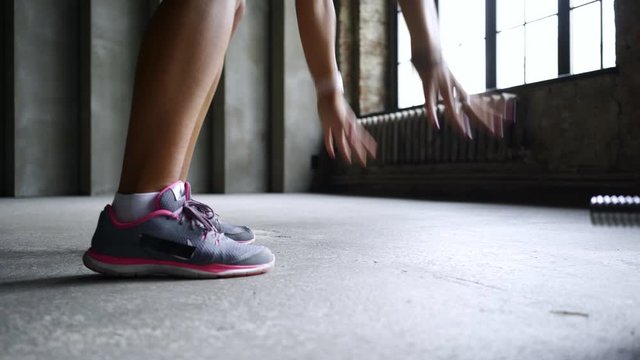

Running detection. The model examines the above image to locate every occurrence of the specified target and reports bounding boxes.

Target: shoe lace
[177,200,222,244]
[184,199,222,231]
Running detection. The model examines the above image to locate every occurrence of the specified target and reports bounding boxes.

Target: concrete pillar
[82,0,149,195]
[270,0,324,192]
[2,1,324,196]
[3,0,157,196]
[1,1,13,196]
[211,1,270,193]
[12,0,80,196]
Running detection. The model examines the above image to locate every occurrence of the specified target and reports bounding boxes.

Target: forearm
[398,0,442,68]
[295,0,341,97]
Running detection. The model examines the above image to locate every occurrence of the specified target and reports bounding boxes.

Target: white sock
[112,192,159,222]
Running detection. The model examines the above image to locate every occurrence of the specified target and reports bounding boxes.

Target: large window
[397,0,616,108]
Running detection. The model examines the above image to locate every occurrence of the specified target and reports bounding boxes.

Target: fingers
[347,118,378,166]
[424,78,440,129]
[449,69,508,138]
[324,119,378,167]
[335,124,352,165]
[345,118,366,166]
[360,126,378,159]
[439,72,470,138]
[463,95,502,135]
[323,127,335,159]
[352,138,367,167]
[318,93,378,167]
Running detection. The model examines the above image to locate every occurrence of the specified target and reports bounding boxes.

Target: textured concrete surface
[222,0,270,193]
[87,0,148,195]
[614,0,640,172]
[13,0,80,196]
[1,194,639,359]
[7,0,638,197]
[5,0,323,196]
[281,0,323,192]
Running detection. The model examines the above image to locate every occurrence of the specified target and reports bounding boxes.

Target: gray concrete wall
[4,1,333,196]
[513,72,624,173]
[613,0,640,172]
[87,0,148,195]
[282,0,323,192]
[13,0,80,196]
[268,0,324,193]
[1,0,10,196]
[219,0,270,193]
[186,115,212,194]
[4,0,216,196]
[6,0,157,196]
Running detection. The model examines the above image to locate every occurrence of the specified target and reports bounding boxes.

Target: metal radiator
[358,96,524,166]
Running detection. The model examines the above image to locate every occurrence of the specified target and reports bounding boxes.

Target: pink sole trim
[86,249,267,274]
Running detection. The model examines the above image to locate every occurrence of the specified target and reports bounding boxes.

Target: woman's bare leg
[118,0,243,194]
[178,1,245,179]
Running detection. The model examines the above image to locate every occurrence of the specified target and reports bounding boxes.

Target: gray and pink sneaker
[83,182,274,278]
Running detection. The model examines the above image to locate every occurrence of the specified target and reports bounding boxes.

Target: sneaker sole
[83,249,274,279]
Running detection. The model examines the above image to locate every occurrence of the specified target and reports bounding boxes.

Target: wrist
[410,47,443,73]
[314,71,344,98]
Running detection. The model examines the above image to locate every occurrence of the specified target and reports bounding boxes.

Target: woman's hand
[416,57,511,138]
[414,57,462,133]
[397,0,511,138]
[317,91,377,166]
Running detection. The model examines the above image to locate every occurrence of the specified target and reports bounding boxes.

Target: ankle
[111,192,159,222]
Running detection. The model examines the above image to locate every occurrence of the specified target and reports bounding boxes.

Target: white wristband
[315,72,344,97]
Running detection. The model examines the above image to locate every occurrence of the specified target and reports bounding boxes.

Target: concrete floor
[0,194,639,360]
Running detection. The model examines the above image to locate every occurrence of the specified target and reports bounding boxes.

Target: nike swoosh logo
[139,234,196,260]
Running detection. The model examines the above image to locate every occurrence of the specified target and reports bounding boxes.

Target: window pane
[440,0,485,44]
[525,16,558,83]
[397,12,411,63]
[497,0,524,31]
[571,0,596,8]
[571,2,601,73]
[602,0,616,68]
[440,0,486,93]
[447,39,486,94]
[497,27,525,88]
[398,61,424,109]
[525,0,557,22]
